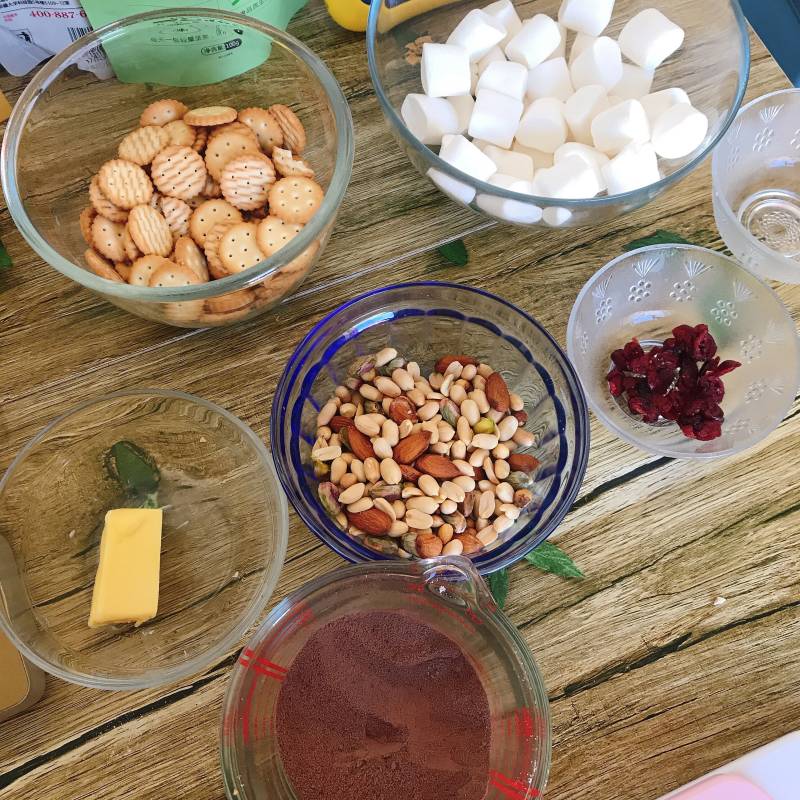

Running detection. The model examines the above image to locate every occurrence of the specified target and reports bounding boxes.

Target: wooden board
[0,6,797,800]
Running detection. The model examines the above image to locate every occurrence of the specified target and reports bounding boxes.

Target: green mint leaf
[487,568,509,609]
[0,237,11,269]
[525,542,584,579]
[438,239,469,266]
[106,441,160,496]
[623,230,694,252]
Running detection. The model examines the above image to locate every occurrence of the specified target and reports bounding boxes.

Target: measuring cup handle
[421,555,496,609]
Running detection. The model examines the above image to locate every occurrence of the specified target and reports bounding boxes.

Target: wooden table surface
[1,5,798,799]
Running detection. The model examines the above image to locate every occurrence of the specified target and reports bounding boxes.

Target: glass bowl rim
[711,87,800,268]
[0,7,355,301]
[219,555,552,799]
[566,243,800,459]
[270,280,591,574]
[0,387,289,690]
[365,0,750,206]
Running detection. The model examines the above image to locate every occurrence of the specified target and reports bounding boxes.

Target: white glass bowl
[713,88,800,283]
[567,245,800,458]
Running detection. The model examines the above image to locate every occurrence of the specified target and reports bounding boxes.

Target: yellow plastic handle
[325,0,460,33]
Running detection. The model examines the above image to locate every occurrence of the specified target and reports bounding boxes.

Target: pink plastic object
[667,775,771,800]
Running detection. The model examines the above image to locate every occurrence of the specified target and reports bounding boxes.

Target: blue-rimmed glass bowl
[271,282,589,574]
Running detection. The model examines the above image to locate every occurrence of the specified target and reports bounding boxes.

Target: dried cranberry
[705,403,724,421]
[672,324,695,350]
[607,369,625,397]
[628,354,651,374]
[697,375,725,403]
[611,348,628,370]
[663,337,677,351]
[694,420,723,441]
[647,366,675,394]
[708,359,741,377]
[691,328,718,361]
[623,339,644,361]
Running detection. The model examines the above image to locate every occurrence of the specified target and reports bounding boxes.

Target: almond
[330,415,355,432]
[388,396,418,423]
[416,532,443,558]
[508,453,540,473]
[415,453,462,480]
[346,507,392,535]
[511,409,528,425]
[455,533,482,554]
[434,354,478,374]
[486,371,510,412]
[392,430,431,464]
[344,427,375,461]
[399,464,423,482]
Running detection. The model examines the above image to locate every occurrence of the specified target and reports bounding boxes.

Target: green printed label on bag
[81,0,308,86]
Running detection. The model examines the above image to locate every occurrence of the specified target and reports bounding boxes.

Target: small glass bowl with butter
[0,390,288,690]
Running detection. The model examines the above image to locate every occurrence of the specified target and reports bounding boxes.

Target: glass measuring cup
[220,556,551,799]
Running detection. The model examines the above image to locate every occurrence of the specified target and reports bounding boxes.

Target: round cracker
[174,235,209,281]
[203,175,222,198]
[218,222,265,274]
[140,99,188,127]
[184,106,237,127]
[159,196,192,238]
[189,198,242,246]
[79,207,96,246]
[269,104,307,154]
[209,121,259,148]
[98,159,153,210]
[118,126,170,166]
[89,175,127,223]
[204,222,234,279]
[255,215,302,256]
[238,107,283,154]
[268,176,324,225]
[115,262,132,282]
[205,130,259,182]
[163,119,196,148]
[84,249,124,282]
[192,127,209,153]
[128,204,173,257]
[205,288,256,315]
[272,147,315,179]
[149,261,202,288]
[128,255,173,286]
[151,145,207,201]
[91,215,126,262]
[220,153,276,211]
[123,225,141,262]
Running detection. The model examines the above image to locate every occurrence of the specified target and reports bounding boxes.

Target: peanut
[340,473,357,489]
[373,437,393,459]
[375,347,398,367]
[317,400,338,427]
[495,482,514,503]
[509,392,524,411]
[374,376,401,397]
[364,457,381,484]
[451,440,467,460]
[380,458,402,485]
[382,419,400,446]
[330,457,347,484]
[313,445,341,462]
[338,482,366,505]
[354,415,381,437]
[374,497,396,521]
[392,368,415,391]
[359,383,381,401]
[351,459,366,483]
[406,496,440,515]
[477,525,498,546]
[347,497,373,513]
[494,459,511,480]
[453,475,476,492]
[418,474,440,497]
[405,509,435,530]
[472,433,499,450]
[443,539,464,556]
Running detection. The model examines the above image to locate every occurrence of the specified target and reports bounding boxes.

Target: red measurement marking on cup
[489,771,539,799]
[241,677,257,745]
[239,648,287,681]
[516,707,534,738]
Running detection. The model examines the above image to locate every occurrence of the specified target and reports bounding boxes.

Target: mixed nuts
[311,349,541,560]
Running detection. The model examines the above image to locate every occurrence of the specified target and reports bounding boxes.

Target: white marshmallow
[505,15,562,69]
[570,36,623,90]
[477,60,528,101]
[483,0,522,47]
[535,154,602,198]
[611,63,654,100]
[543,205,573,226]
[607,95,624,107]
[476,174,543,223]
[526,57,574,102]
[401,95,461,145]
[471,62,480,95]
[554,23,567,58]
[558,0,615,36]
[554,142,609,191]
[564,84,609,145]
[483,144,535,179]
[516,97,567,153]
[651,103,709,159]
[602,142,660,194]
[619,9,685,70]
[476,45,506,75]
[591,98,650,155]
[472,139,492,151]
[447,9,506,62]
[447,94,475,135]
[440,134,498,182]
[640,87,691,127]
[422,43,472,98]
[469,88,524,148]
[428,168,477,204]
[569,32,596,65]
[511,141,555,169]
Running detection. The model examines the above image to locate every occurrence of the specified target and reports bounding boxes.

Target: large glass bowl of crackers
[0,9,354,327]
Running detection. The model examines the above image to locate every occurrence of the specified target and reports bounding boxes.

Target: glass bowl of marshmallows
[367,0,749,228]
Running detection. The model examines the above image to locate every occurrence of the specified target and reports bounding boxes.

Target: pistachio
[507,470,534,490]
[514,488,534,508]
[441,511,467,534]
[318,482,341,516]
[313,458,330,478]
[349,355,376,378]
[473,417,496,435]
[377,356,406,376]
[363,399,382,414]
[363,536,399,555]
[462,490,476,518]
[369,482,402,501]
[440,398,460,427]
[402,533,419,557]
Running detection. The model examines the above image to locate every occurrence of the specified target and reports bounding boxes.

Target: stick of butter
[88,508,162,628]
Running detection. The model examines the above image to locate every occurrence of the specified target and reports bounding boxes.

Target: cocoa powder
[275,610,491,800]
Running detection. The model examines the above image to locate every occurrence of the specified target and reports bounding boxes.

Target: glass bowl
[220,556,551,800]
[567,244,800,458]
[713,88,800,283]
[271,281,590,574]
[0,9,354,328]
[0,390,288,689]
[366,0,749,228]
